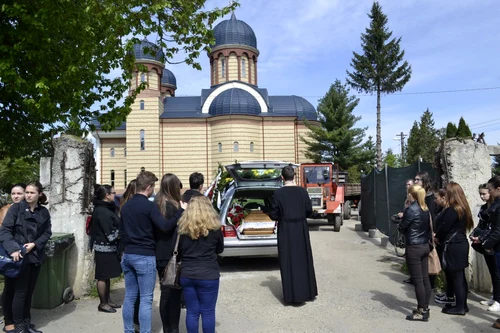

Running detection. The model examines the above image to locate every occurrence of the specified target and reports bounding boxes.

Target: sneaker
[481,297,495,306]
[489,301,500,312]
[435,294,455,304]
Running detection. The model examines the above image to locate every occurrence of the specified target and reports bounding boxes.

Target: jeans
[121,254,157,333]
[406,244,431,309]
[180,278,219,333]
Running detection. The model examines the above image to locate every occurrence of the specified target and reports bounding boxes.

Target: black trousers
[406,244,431,309]
[4,263,41,325]
[446,269,468,311]
[157,265,182,332]
[473,245,500,302]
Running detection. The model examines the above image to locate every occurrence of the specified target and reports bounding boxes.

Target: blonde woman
[398,184,431,321]
[178,196,224,333]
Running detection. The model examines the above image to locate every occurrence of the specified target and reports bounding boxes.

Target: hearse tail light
[222,225,237,238]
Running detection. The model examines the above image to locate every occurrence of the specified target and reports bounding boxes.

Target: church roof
[209,88,261,116]
[161,68,177,88]
[132,39,164,62]
[213,13,257,49]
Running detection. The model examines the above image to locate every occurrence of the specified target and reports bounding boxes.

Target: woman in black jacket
[0,181,52,333]
[154,174,183,333]
[398,184,431,321]
[91,185,122,313]
[482,176,500,328]
[436,182,474,316]
[470,183,500,310]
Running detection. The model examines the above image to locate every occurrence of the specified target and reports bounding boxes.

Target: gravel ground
[29,219,499,332]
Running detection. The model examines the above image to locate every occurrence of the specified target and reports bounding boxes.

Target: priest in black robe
[269,165,318,304]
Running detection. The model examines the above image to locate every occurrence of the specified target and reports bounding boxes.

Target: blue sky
[160,0,500,155]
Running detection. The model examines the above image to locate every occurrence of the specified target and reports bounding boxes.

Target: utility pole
[395,132,407,161]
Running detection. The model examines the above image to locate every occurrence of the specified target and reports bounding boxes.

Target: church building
[92,13,318,192]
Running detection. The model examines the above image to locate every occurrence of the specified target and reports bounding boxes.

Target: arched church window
[140,73,146,83]
[124,169,127,188]
[220,57,225,77]
[110,170,115,187]
[218,142,222,153]
[250,142,254,152]
[110,148,115,157]
[140,100,145,110]
[140,130,145,150]
[233,141,239,152]
[141,167,145,172]
[242,59,246,78]
[124,148,127,157]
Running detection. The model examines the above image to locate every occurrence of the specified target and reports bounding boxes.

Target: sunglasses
[414,178,422,181]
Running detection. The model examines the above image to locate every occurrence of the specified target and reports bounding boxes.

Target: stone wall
[437,138,492,292]
[40,134,95,297]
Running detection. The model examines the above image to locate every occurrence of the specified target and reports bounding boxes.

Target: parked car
[218,161,296,258]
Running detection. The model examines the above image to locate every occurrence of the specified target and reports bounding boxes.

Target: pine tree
[383,148,398,167]
[456,117,473,138]
[302,80,373,172]
[405,110,439,164]
[493,154,500,176]
[346,2,412,169]
[445,122,458,138]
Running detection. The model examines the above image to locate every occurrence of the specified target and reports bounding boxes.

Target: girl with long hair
[436,182,474,316]
[154,173,183,333]
[482,176,500,327]
[0,181,51,333]
[91,184,122,313]
[120,179,137,212]
[178,196,224,333]
[398,185,431,321]
[471,183,500,311]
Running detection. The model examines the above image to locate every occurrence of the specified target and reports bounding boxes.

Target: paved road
[32,219,498,332]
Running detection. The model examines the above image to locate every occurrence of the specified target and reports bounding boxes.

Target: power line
[301,86,500,98]
[470,117,500,128]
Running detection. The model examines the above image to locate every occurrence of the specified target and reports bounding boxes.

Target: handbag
[441,231,459,270]
[0,242,25,279]
[428,213,442,275]
[160,234,182,289]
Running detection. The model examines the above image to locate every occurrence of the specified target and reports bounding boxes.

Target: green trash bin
[32,232,75,309]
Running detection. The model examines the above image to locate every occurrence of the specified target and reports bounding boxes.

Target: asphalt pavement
[31,218,499,332]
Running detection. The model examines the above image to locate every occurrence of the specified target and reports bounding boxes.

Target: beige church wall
[240,54,249,84]
[148,70,158,90]
[126,97,161,179]
[250,59,255,84]
[161,121,211,186]
[100,138,126,190]
[297,124,315,164]
[263,120,296,162]
[130,73,137,91]
[228,53,238,81]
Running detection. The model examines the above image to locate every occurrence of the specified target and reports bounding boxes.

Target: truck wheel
[333,215,341,232]
[343,201,351,220]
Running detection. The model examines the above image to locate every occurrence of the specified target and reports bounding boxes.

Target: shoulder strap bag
[160,233,182,289]
[428,213,442,275]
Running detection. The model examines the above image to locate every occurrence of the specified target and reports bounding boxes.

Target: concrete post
[40,135,96,297]
[438,138,492,292]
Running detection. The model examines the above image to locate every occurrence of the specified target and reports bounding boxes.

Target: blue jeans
[121,254,157,333]
[180,278,220,333]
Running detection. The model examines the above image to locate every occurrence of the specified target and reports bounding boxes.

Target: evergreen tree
[456,117,473,138]
[446,122,458,138]
[383,148,398,168]
[301,79,373,171]
[346,1,412,169]
[405,110,439,164]
[493,154,500,176]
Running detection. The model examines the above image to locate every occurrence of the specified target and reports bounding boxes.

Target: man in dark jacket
[120,171,186,333]
[181,172,204,203]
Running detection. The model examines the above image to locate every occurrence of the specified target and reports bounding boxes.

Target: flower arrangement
[226,203,248,228]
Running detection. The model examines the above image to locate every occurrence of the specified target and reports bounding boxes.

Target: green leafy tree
[346,1,412,169]
[0,0,237,160]
[0,158,39,193]
[493,155,500,176]
[456,117,473,138]
[301,79,374,172]
[406,109,439,164]
[383,148,398,168]
[446,122,458,138]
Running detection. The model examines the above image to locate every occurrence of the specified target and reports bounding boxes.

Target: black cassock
[269,186,318,304]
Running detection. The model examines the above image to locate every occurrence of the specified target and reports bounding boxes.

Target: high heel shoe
[98,305,116,313]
